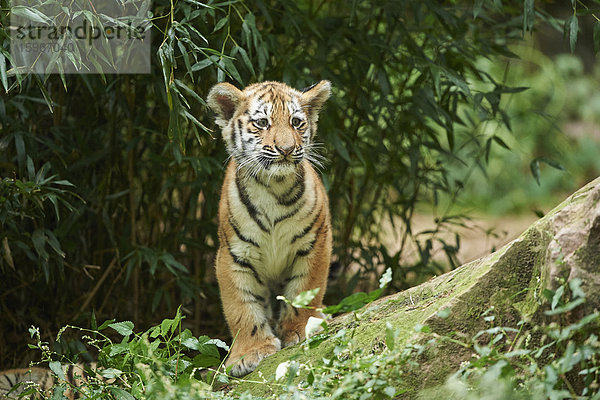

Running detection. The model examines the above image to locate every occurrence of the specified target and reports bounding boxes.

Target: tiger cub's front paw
[282,329,303,348]
[226,336,281,377]
[281,311,325,348]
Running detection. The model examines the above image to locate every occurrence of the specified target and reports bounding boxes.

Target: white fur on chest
[228,170,317,283]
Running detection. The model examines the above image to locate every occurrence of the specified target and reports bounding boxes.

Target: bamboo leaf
[565,15,578,53]
[213,16,229,32]
[493,135,511,150]
[0,52,8,92]
[11,6,52,24]
[594,21,600,53]
[32,229,49,262]
[530,158,541,185]
[523,0,535,33]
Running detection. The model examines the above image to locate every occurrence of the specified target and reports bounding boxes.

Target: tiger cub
[207,80,332,377]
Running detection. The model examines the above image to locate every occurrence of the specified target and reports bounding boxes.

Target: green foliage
[436,279,600,399]
[18,278,599,399]
[25,307,229,399]
[264,280,600,399]
[457,50,600,215]
[322,268,392,314]
[0,0,597,369]
[1,163,78,280]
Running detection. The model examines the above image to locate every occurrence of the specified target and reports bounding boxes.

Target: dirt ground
[441,214,540,263]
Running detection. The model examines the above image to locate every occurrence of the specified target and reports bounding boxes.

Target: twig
[73,257,118,320]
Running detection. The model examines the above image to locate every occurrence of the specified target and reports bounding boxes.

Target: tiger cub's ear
[207,82,244,127]
[300,80,331,123]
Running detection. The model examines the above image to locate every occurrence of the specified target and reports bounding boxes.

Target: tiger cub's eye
[254,118,269,129]
[291,117,303,128]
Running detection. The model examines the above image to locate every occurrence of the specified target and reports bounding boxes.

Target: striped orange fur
[0,363,97,399]
[207,80,332,377]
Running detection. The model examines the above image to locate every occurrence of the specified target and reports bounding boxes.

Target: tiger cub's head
[207,80,331,177]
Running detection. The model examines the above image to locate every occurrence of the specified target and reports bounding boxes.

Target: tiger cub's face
[207,80,331,177]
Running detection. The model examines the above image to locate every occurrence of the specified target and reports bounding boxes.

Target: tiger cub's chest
[227,164,319,281]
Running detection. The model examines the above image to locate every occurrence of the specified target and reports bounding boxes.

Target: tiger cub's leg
[278,244,331,347]
[215,248,280,377]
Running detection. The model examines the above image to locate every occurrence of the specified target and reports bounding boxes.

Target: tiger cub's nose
[275,144,295,156]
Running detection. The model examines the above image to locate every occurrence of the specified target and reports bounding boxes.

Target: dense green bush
[0,0,597,368]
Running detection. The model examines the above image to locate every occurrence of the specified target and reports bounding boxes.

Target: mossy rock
[229,177,600,398]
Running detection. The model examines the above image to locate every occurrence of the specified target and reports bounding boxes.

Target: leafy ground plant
[17,275,600,399]
[23,306,230,399]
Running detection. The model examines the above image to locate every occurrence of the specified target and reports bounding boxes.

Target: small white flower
[305,316,325,338]
[275,361,291,380]
[379,267,392,289]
